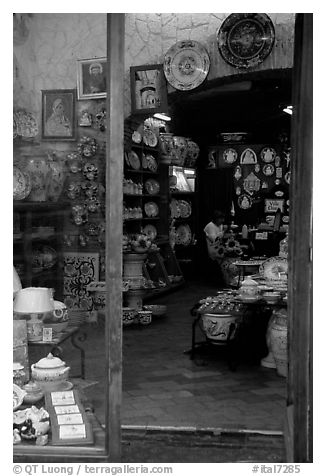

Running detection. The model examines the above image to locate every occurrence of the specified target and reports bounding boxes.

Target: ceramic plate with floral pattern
[128,150,141,170]
[143,129,158,147]
[259,257,288,281]
[145,178,160,195]
[217,13,275,69]
[144,201,159,217]
[164,40,210,91]
[146,154,158,172]
[178,200,192,218]
[142,224,157,241]
[175,224,192,245]
[13,166,32,201]
[260,147,276,163]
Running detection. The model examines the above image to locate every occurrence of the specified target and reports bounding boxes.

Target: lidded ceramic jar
[238,276,259,298]
[31,353,70,388]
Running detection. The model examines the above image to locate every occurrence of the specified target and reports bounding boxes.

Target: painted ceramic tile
[63,252,99,310]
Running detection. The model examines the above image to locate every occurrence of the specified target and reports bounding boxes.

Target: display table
[28,325,87,379]
[13,387,107,462]
[188,290,285,369]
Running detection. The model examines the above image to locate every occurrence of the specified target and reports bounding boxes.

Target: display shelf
[13,201,70,300]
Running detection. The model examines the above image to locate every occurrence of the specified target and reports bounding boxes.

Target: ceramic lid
[23,381,43,393]
[13,362,24,371]
[241,276,258,287]
[34,353,66,369]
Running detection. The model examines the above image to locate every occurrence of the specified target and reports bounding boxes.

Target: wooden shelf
[125,169,159,175]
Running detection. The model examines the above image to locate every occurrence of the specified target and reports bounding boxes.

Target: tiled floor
[64,281,287,433]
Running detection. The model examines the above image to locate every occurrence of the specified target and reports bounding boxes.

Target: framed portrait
[41,89,76,141]
[77,57,107,100]
[130,64,168,115]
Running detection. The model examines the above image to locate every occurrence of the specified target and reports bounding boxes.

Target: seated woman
[204,210,226,260]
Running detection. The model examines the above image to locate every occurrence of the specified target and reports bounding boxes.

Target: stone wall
[14,13,295,122]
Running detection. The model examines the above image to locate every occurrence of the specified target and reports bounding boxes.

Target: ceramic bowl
[143,305,167,317]
[122,307,137,326]
[137,310,152,325]
[22,381,44,404]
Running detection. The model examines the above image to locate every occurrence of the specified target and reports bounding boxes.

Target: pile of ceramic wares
[158,133,200,167]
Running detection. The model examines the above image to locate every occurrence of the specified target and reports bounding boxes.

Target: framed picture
[41,89,76,141]
[130,64,168,115]
[77,57,107,100]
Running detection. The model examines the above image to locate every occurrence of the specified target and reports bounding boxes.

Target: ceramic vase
[158,133,174,164]
[270,309,288,377]
[125,289,144,310]
[123,253,147,278]
[172,136,188,166]
[260,315,277,368]
[47,156,66,202]
[24,154,51,202]
[201,313,238,343]
[185,139,200,167]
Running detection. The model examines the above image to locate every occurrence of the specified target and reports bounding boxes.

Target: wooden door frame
[286,13,313,462]
[105,13,125,461]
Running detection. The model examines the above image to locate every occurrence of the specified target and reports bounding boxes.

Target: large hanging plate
[163,40,210,91]
[217,13,275,69]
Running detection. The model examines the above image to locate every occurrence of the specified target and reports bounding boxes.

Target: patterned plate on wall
[163,40,210,91]
[178,200,192,218]
[128,150,141,170]
[13,166,32,201]
[144,201,159,218]
[142,224,157,241]
[170,199,181,219]
[175,224,192,246]
[145,178,160,195]
[217,13,275,69]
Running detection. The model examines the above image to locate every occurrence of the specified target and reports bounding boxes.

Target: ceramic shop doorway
[115,13,312,461]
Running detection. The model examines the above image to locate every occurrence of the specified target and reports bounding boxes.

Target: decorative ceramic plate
[163,40,210,91]
[13,166,32,201]
[142,224,157,241]
[175,224,192,245]
[128,150,141,170]
[259,257,288,281]
[146,154,158,172]
[262,164,275,176]
[240,148,257,164]
[14,110,39,138]
[217,13,275,69]
[260,147,276,163]
[238,193,252,209]
[143,129,158,147]
[145,178,160,195]
[132,130,142,144]
[179,200,192,218]
[13,384,26,411]
[170,199,181,218]
[223,148,238,164]
[144,201,159,217]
